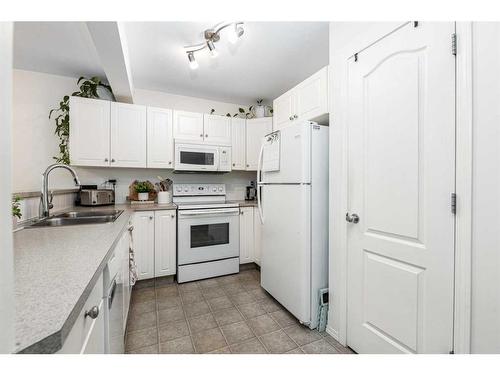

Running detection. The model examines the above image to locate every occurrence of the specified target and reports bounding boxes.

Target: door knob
[345,213,359,224]
[84,306,99,319]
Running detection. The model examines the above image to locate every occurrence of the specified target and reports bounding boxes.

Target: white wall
[327,21,406,344]
[0,22,15,353]
[12,70,255,202]
[470,22,500,354]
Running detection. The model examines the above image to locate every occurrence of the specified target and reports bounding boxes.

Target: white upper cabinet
[246,118,273,170]
[231,118,246,170]
[154,210,177,277]
[69,96,111,167]
[203,114,231,145]
[147,107,174,168]
[110,102,147,168]
[295,66,328,121]
[273,90,296,130]
[173,110,204,142]
[273,66,329,130]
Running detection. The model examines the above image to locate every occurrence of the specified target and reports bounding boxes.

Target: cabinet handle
[205,134,208,138]
[289,116,293,121]
[84,306,99,319]
[232,163,235,166]
[171,214,175,218]
[294,114,298,119]
[104,158,109,162]
[149,216,153,220]
[128,225,134,232]
[111,158,115,163]
[246,164,249,167]
[168,161,172,165]
[200,134,203,137]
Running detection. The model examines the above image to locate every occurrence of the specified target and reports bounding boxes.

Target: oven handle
[178,208,240,217]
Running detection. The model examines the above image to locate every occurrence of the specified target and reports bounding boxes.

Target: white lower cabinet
[121,224,132,331]
[133,210,177,280]
[239,207,255,264]
[58,274,104,354]
[154,210,177,277]
[133,212,155,280]
[253,206,262,266]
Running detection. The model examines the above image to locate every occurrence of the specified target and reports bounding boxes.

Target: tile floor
[125,268,354,354]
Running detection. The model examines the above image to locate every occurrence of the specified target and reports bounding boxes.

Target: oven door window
[190,223,229,248]
[180,151,215,166]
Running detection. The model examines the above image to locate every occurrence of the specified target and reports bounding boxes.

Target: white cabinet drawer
[58,274,104,353]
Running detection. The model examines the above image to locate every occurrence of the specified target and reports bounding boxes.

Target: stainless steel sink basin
[54,209,123,219]
[27,210,123,228]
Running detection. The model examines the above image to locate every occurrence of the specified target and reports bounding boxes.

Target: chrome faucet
[40,163,81,218]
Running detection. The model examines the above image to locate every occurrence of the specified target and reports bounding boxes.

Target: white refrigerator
[257,121,329,329]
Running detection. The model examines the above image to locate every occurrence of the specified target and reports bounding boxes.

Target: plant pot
[138,192,149,201]
[253,105,266,118]
[157,191,172,204]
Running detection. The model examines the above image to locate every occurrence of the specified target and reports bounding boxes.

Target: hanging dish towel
[129,227,138,286]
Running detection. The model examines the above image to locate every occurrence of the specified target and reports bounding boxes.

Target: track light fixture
[185,22,244,68]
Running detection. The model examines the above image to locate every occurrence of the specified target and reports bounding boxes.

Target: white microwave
[174,143,232,172]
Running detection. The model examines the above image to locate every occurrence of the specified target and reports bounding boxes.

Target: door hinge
[452,33,457,56]
[451,193,457,215]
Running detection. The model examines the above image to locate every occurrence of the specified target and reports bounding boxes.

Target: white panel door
[133,212,155,280]
[239,207,254,264]
[154,210,177,277]
[147,107,174,168]
[273,90,295,131]
[246,118,273,170]
[110,102,147,168]
[173,110,204,142]
[231,118,246,170]
[295,66,328,122]
[203,114,231,145]
[69,96,110,166]
[346,22,455,354]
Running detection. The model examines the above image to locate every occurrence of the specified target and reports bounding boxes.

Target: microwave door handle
[257,142,265,224]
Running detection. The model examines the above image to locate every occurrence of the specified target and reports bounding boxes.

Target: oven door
[175,143,220,172]
[178,207,240,264]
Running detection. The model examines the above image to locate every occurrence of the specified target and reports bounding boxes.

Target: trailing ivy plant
[49,77,113,164]
[210,99,273,119]
[12,196,22,219]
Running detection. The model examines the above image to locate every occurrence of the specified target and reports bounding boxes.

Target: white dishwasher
[104,247,124,354]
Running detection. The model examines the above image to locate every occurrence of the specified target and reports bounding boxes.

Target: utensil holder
[157,191,172,204]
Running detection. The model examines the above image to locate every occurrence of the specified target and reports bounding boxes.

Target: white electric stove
[174,184,240,283]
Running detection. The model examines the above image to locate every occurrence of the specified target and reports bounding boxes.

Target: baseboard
[326,325,342,343]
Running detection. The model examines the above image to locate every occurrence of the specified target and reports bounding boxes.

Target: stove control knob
[176,186,182,192]
[212,187,217,192]
[218,187,223,192]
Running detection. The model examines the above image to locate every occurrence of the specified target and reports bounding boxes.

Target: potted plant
[252,99,266,118]
[12,196,22,226]
[135,181,152,201]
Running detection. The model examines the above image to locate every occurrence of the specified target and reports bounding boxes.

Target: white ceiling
[13,22,329,105]
[14,22,105,79]
[124,22,329,104]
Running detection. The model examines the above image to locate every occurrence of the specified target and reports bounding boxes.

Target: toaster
[79,186,115,206]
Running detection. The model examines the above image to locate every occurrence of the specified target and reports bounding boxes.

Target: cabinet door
[272,90,295,131]
[295,66,328,122]
[81,299,105,354]
[246,118,273,170]
[147,107,174,168]
[122,228,131,330]
[231,118,246,170]
[203,114,231,145]
[173,110,204,142]
[253,206,262,266]
[133,212,155,280]
[239,207,255,264]
[69,96,111,167]
[154,210,177,277]
[110,102,147,168]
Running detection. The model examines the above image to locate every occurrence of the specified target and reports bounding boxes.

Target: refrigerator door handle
[257,142,265,224]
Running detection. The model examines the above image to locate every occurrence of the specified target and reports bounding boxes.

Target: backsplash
[73,168,256,203]
[15,192,77,223]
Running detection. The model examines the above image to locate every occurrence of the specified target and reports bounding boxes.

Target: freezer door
[260,184,311,324]
[261,122,312,184]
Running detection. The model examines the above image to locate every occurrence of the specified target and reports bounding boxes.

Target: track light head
[187,52,198,70]
[206,40,218,58]
[228,24,244,44]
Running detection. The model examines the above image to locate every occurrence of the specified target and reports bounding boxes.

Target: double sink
[28,209,124,228]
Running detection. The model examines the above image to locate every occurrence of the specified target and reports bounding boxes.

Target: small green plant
[211,107,253,119]
[49,77,113,164]
[134,181,153,193]
[12,196,22,219]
